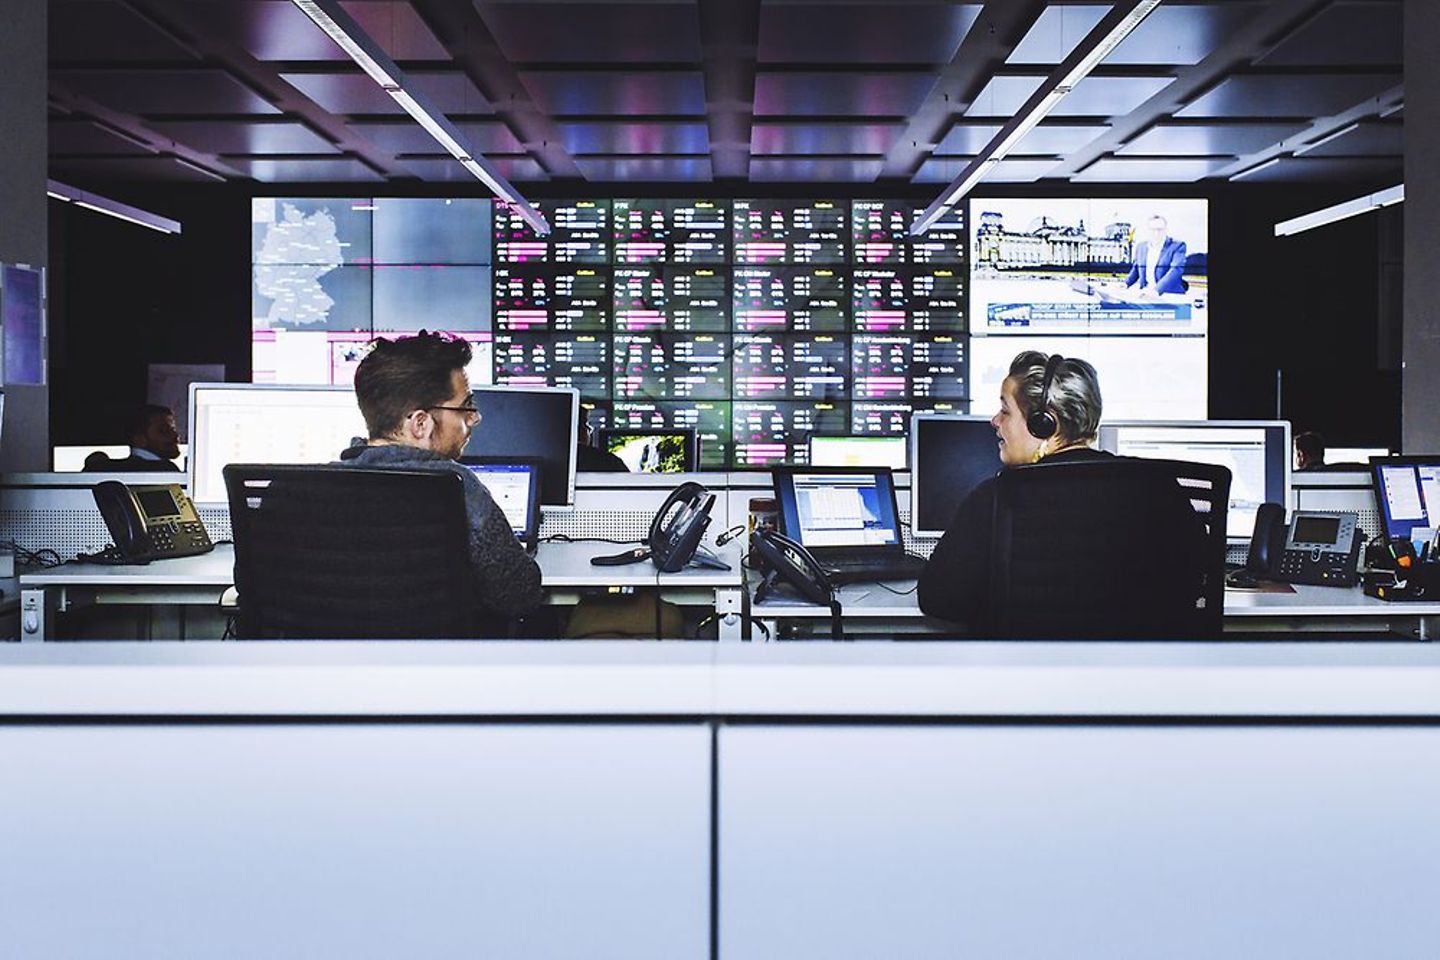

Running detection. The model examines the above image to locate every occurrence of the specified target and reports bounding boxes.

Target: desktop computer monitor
[465,385,579,508]
[1097,420,1291,541]
[596,428,698,473]
[910,414,1004,538]
[189,384,365,506]
[808,435,907,470]
[1371,456,1440,544]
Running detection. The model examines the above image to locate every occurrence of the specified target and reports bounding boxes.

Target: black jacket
[917,446,1113,626]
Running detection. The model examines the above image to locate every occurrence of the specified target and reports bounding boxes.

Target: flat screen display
[910,414,1004,538]
[1371,458,1440,543]
[464,385,579,508]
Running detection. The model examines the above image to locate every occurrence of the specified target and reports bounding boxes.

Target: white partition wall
[0,723,711,960]
[719,725,1440,960]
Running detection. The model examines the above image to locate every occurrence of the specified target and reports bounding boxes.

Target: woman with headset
[917,350,1109,625]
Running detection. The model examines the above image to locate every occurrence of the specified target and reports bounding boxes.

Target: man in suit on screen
[1125,215,1189,297]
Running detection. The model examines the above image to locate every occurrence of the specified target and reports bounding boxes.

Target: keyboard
[820,552,927,584]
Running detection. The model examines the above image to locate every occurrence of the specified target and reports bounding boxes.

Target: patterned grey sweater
[337,442,545,617]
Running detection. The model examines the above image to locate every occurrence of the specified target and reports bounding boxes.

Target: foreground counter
[3,642,1439,959]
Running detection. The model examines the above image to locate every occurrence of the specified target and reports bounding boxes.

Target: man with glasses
[339,331,544,621]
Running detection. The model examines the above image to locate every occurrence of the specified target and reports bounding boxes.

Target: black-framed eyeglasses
[426,404,481,418]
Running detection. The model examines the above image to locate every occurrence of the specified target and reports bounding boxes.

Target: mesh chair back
[225,464,478,639]
[990,457,1231,640]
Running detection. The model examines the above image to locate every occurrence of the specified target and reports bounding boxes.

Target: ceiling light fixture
[1293,122,1360,156]
[911,0,1165,237]
[46,179,182,234]
[289,0,549,235]
[1274,184,1404,237]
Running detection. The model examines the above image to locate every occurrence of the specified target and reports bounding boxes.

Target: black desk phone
[1243,503,1361,587]
[92,481,214,563]
[591,481,731,572]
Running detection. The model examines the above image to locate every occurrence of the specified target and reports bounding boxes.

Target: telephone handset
[750,529,844,640]
[1239,502,1361,587]
[648,481,731,572]
[91,481,215,563]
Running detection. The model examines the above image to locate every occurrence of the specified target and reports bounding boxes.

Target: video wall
[251,196,1208,468]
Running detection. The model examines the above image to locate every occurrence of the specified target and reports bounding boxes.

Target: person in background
[1124,214,1189,297]
[339,331,544,621]
[1294,431,1327,471]
[83,404,182,472]
[575,405,628,472]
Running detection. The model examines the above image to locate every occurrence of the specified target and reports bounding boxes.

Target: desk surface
[752,578,1440,620]
[2,641,1440,717]
[19,540,745,591]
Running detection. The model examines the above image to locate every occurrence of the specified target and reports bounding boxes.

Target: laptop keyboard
[821,553,927,584]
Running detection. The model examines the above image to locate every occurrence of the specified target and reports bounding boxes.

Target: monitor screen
[808,436,907,469]
[597,429,698,473]
[464,385,579,508]
[464,462,540,540]
[910,414,1004,538]
[189,384,365,505]
[1097,421,1291,541]
[774,469,902,549]
[1371,458,1440,543]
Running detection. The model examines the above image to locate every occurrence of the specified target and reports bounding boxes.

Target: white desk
[752,578,1440,640]
[18,541,747,642]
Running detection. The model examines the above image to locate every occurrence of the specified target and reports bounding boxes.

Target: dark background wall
[47,180,1402,454]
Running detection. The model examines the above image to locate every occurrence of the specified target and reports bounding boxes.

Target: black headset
[1026,353,1064,440]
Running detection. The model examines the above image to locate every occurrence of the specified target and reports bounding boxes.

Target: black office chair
[224,464,494,639]
[989,457,1231,640]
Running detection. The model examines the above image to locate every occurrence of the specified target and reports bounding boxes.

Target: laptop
[771,467,927,584]
[464,459,543,554]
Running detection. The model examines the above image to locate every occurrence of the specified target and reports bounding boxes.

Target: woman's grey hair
[1007,350,1103,443]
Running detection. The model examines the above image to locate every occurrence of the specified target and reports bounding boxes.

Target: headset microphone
[1026,354,1064,440]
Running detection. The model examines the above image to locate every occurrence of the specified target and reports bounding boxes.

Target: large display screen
[252,196,1211,468]
[967,197,1208,421]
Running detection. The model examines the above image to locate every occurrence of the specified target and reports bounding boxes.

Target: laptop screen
[1372,458,1440,542]
[775,470,902,550]
[466,463,540,542]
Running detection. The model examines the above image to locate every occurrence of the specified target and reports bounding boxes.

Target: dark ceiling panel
[935,122,1108,156]
[220,1,452,62]
[749,158,884,182]
[965,75,1174,118]
[53,69,282,116]
[753,73,939,117]
[281,71,492,115]
[750,122,901,156]
[911,158,1059,183]
[1175,73,1401,119]
[519,71,707,116]
[758,4,982,64]
[1293,120,1403,158]
[350,119,526,154]
[573,157,714,182]
[1258,1,1402,67]
[1074,157,1234,182]
[1105,3,1266,66]
[1116,122,1307,157]
[49,1,199,63]
[146,120,339,155]
[1005,5,1110,65]
[1232,156,1403,183]
[48,155,223,183]
[556,121,710,155]
[224,156,385,182]
[48,119,154,155]
[400,156,549,182]
[477,2,703,63]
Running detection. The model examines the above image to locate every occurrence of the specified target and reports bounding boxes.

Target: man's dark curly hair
[353,331,472,439]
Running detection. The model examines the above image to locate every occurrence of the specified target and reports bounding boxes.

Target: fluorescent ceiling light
[1229,157,1282,181]
[289,0,549,235]
[911,0,1164,237]
[1274,184,1404,236]
[46,179,182,234]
